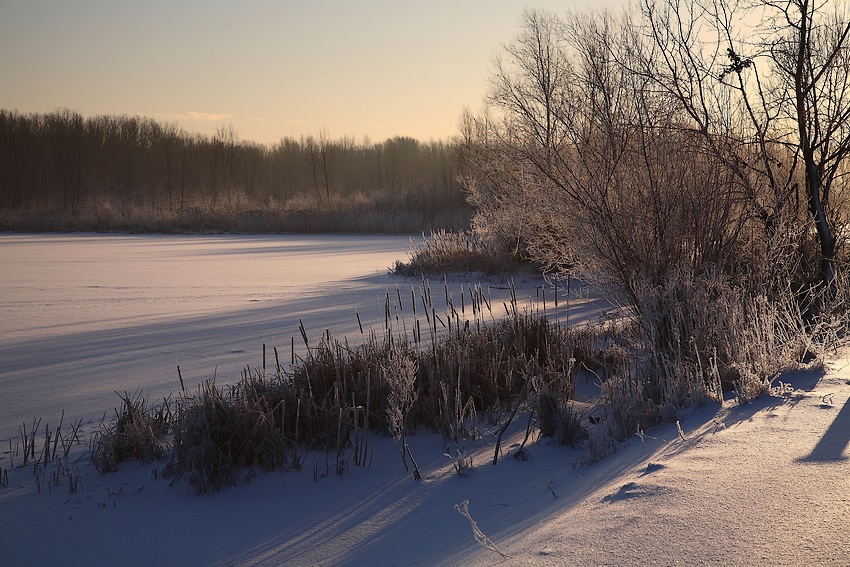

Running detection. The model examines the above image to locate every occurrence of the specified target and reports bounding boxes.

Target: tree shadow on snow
[720,365,826,427]
[798,394,850,463]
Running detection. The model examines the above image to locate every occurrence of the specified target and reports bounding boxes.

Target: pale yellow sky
[1,1,625,145]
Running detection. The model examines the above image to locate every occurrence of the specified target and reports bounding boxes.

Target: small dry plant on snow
[445,444,473,476]
[454,499,508,559]
[384,345,421,478]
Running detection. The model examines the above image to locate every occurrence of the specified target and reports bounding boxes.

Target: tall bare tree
[639,0,850,291]
[465,8,748,303]
[777,0,850,289]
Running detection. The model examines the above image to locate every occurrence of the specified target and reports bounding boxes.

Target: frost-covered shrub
[384,346,419,473]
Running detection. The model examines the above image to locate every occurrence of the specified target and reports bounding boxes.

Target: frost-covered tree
[639,0,850,292]
[464,9,750,304]
[463,2,849,306]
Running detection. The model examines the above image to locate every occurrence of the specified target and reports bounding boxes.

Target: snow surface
[1,233,848,565]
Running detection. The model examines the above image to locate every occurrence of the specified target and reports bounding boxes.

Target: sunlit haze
[1,0,625,145]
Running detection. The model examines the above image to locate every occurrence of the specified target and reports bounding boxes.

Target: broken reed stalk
[454,499,508,559]
[274,346,281,373]
[406,443,422,480]
[493,369,531,466]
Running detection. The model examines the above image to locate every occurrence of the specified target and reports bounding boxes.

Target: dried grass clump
[287,334,387,449]
[416,310,580,439]
[631,267,815,407]
[393,229,529,276]
[166,376,290,494]
[91,391,171,474]
[532,379,586,447]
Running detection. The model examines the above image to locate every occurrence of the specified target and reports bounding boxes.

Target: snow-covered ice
[1,233,421,434]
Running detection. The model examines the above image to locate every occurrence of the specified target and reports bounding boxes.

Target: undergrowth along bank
[7,267,836,495]
[87,277,595,493]
[1,198,471,235]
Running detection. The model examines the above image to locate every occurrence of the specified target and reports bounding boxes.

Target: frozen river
[0,233,414,437]
[0,233,611,439]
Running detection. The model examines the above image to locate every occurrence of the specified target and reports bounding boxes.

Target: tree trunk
[805,159,837,289]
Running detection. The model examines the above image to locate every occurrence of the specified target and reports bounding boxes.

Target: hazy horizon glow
[1,0,625,145]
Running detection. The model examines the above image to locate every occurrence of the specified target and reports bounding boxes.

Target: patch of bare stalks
[584,266,827,455]
[393,229,531,276]
[91,391,171,474]
[5,413,87,494]
[78,280,604,492]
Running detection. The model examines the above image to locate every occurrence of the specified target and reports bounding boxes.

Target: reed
[73,278,595,492]
[70,262,836,492]
[90,390,171,474]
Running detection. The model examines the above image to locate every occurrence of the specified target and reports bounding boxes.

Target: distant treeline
[0,109,470,233]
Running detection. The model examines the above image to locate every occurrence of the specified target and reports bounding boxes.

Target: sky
[0,0,624,146]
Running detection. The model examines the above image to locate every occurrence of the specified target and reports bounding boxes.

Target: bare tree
[303,135,323,206]
[639,0,850,291]
[465,8,749,304]
[317,129,336,203]
[776,0,850,290]
[49,109,90,217]
[214,124,239,210]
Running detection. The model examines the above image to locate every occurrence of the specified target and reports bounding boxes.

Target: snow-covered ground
[1,233,848,565]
